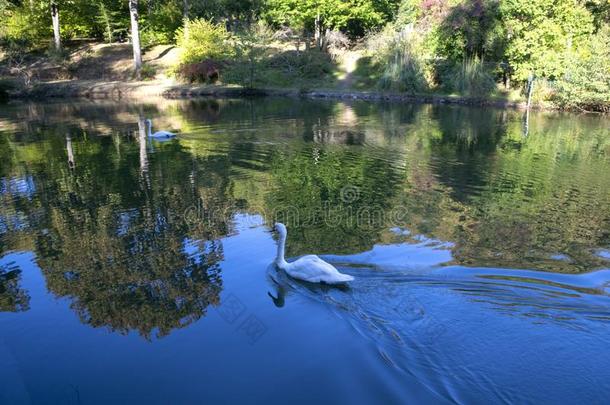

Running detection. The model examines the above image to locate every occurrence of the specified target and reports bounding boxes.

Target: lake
[1,98,610,403]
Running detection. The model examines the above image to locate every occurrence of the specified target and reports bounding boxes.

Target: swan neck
[276,229,288,268]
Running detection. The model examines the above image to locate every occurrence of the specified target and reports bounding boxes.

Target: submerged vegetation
[0,0,609,110]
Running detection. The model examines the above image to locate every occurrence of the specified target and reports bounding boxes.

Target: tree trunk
[129,0,142,80]
[51,2,61,51]
[182,0,190,38]
[314,13,321,50]
[183,0,189,20]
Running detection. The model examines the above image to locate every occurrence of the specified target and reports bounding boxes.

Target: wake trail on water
[267,237,610,403]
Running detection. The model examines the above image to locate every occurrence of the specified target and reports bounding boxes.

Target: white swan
[274,223,354,284]
[146,119,176,139]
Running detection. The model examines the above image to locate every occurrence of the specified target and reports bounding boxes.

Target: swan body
[146,119,176,139]
[274,223,354,284]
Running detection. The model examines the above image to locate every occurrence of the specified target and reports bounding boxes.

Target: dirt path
[338,51,361,89]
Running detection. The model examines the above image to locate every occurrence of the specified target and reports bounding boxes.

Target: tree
[50,1,60,50]
[500,0,595,81]
[263,0,400,38]
[233,22,272,88]
[129,0,142,79]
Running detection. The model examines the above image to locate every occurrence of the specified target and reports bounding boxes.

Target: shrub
[0,38,35,86]
[140,64,157,80]
[324,30,350,59]
[45,45,70,64]
[175,19,233,65]
[177,60,225,83]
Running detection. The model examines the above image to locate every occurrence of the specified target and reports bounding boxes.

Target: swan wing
[286,255,353,284]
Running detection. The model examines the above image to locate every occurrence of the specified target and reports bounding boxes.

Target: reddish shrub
[178,60,225,83]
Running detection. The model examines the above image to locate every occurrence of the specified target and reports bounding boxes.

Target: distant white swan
[274,223,354,284]
[146,119,176,139]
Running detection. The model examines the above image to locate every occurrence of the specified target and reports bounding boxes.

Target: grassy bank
[1,40,532,109]
[0,37,600,113]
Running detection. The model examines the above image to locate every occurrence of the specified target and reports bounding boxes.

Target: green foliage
[140,28,171,48]
[550,27,610,112]
[365,0,610,109]
[500,0,595,80]
[263,0,400,37]
[189,0,264,23]
[175,19,233,65]
[140,1,183,45]
[96,1,126,43]
[2,5,48,45]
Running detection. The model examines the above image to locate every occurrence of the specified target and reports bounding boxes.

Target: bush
[324,30,350,59]
[177,60,225,83]
[440,57,496,97]
[175,19,233,65]
[0,38,35,86]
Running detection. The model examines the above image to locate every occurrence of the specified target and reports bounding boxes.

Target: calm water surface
[1,98,610,403]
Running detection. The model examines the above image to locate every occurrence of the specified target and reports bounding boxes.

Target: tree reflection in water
[0,98,609,338]
[0,263,30,312]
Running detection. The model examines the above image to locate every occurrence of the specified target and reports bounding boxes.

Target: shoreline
[6,79,531,110]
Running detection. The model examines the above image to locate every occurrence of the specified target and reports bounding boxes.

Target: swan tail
[333,273,354,283]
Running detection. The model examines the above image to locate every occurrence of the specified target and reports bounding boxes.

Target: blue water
[1,99,610,403]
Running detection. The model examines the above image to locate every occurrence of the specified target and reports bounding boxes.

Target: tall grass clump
[441,57,496,97]
[367,26,431,93]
